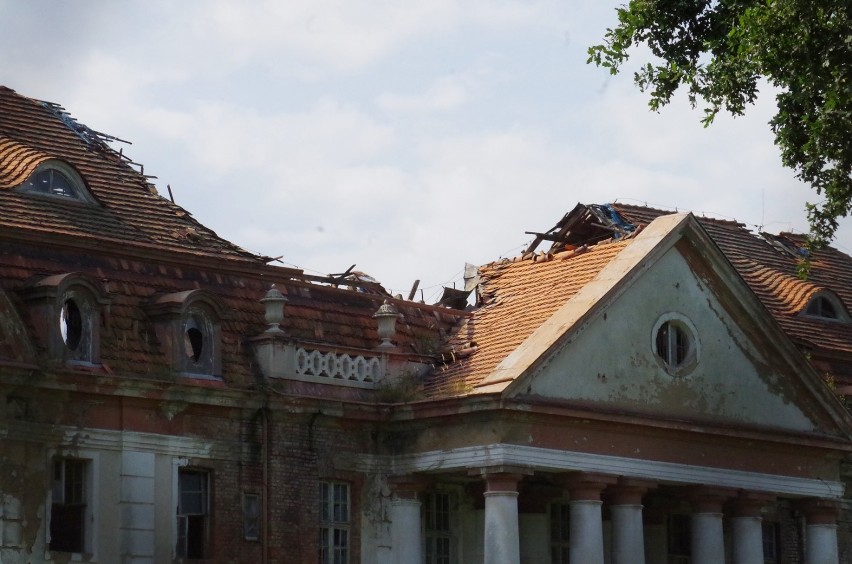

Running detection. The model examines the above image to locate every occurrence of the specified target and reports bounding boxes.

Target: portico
[380,444,844,564]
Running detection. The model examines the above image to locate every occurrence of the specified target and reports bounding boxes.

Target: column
[689,488,732,564]
[121,451,156,564]
[557,473,617,564]
[799,498,840,564]
[608,479,654,564]
[729,492,774,564]
[473,468,529,564]
[389,477,427,564]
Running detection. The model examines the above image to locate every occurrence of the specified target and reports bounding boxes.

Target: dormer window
[20,273,109,365]
[146,290,224,379]
[802,291,849,322]
[18,160,94,203]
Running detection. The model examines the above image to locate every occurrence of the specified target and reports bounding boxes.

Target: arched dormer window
[17,159,95,203]
[145,290,225,378]
[19,273,109,365]
[801,291,850,322]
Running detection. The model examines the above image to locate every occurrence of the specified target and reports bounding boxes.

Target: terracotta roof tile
[426,203,852,400]
[0,85,464,393]
[614,203,852,360]
[0,86,262,262]
[422,241,629,398]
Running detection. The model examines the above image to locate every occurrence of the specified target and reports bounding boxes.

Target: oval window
[60,299,83,351]
[184,315,205,363]
[652,313,699,376]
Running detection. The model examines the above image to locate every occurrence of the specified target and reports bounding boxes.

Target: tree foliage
[589,0,852,247]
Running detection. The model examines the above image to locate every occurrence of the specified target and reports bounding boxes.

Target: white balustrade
[295,347,383,384]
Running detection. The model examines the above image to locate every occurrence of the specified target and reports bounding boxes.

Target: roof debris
[524,203,635,254]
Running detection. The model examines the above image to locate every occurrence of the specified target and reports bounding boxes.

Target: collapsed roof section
[429,202,852,402]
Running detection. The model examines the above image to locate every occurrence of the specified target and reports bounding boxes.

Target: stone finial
[260,284,288,333]
[373,299,400,349]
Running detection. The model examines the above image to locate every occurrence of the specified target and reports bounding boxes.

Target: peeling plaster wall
[526,248,817,431]
[0,418,220,563]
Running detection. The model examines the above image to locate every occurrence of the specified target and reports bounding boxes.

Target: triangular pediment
[493,214,852,438]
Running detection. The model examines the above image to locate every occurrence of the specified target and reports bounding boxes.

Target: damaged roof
[613,204,852,362]
[0,85,465,395]
[0,86,263,263]
[423,239,631,398]
[426,202,852,399]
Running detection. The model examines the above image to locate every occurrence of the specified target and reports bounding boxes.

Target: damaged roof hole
[60,298,82,351]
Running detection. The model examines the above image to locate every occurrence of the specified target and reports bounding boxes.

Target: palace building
[0,85,850,563]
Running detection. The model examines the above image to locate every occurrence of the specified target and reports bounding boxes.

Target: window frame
[651,312,700,377]
[18,159,96,204]
[318,481,350,564]
[802,291,850,322]
[20,273,108,366]
[46,450,99,560]
[423,491,456,564]
[176,468,211,560]
[762,521,779,564]
[667,513,691,564]
[243,492,261,542]
[549,501,571,564]
[145,290,225,379]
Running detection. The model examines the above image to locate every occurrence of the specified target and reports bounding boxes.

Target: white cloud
[3,0,850,297]
[376,75,471,113]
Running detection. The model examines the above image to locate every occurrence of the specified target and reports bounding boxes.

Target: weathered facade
[1,86,851,564]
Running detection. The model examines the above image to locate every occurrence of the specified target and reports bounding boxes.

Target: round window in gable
[184,315,205,363]
[60,298,83,351]
[651,313,699,376]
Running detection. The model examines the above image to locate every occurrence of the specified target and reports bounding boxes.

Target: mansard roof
[0,86,464,394]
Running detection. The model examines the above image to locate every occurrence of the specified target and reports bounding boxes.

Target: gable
[496,214,852,438]
[520,245,822,431]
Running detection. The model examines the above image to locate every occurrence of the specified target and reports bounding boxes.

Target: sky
[2,0,848,302]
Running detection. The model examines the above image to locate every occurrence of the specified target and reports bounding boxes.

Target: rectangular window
[319,481,349,564]
[667,514,691,564]
[762,521,779,563]
[243,493,261,541]
[424,492,454,564]
[177,469,209,559]
[550,502,570,564]
[50,458,87,553]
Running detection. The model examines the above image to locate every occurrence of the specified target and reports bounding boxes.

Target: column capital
[687,486,737,513]
[797,498,840,525]
[728,491,775,518]
[469,466,533,493]
[555,472,618,501]
[607,478,656,505]
[388,475,432,500]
